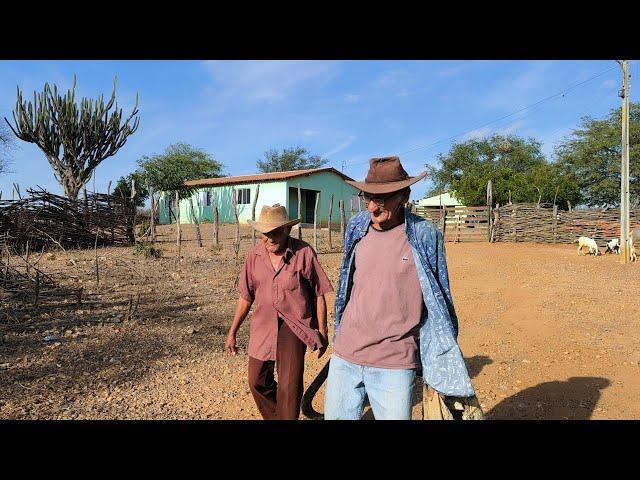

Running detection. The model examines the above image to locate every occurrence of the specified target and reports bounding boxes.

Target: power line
[344,64,618,168]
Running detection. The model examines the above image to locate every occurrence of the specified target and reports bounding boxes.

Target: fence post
[251,184,260,245]
[232,191,240,262]
[176,191,181,247]
[213,200,219,246]
[491,203,500,243]
[108,180,115,243]
[487,180,493,242]
[148,186,155,243]
[328,194,334,250]
[339,200,346,244]
[189,198,203,248]
[297,184,302,241]
[552,204,558,243]
[442,206,447,241]
[313,192,320,252]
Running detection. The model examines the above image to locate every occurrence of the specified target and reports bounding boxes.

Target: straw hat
[345,156,427,195]
[247,204,301,234]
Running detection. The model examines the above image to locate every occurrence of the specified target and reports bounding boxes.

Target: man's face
[262,226,291,253]
[363,189,409,227]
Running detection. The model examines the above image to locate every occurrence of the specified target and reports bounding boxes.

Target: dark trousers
[248,320,307,420]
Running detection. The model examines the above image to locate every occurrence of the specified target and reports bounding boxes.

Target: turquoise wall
[159,181,287,224]
[158,171,361,225]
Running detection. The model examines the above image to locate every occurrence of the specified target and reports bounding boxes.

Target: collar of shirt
[255,237,295,274]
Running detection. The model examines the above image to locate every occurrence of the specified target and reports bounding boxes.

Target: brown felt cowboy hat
[247,204,301,234]
[345,156,427,195]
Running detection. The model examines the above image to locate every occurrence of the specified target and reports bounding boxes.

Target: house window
[236,188,251,205]
[206,191,212,206]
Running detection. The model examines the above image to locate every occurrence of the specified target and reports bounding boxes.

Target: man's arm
[315,294,328,359]
[225,297,253,356]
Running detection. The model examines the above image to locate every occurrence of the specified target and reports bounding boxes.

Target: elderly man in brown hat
[324,156,477,420]
[225,204,333,420]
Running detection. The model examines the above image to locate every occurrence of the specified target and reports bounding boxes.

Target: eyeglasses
[358,191,401,207]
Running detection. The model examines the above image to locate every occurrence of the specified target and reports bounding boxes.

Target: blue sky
[0,60,632,201]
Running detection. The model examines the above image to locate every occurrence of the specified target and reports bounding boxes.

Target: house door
[304,190,317,223]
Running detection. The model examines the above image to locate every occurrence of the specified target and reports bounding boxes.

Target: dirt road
[1,225,639,419]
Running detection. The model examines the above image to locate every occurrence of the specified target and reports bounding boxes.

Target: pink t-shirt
[334,222,424,369]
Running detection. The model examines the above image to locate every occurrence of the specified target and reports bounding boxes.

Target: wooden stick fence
[492,203,640,244]
[0,187,135,252]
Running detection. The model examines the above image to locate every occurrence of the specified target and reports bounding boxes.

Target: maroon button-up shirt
[238,237,333,362]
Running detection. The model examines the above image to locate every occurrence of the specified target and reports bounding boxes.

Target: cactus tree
[4,75,140,199]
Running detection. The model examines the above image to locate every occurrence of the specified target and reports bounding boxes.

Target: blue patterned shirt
[333,210,475,397]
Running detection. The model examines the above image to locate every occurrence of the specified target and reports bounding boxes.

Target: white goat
[577,236,600,256]
[605,238,620,254]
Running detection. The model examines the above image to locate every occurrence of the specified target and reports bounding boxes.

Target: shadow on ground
[487,376,611,420]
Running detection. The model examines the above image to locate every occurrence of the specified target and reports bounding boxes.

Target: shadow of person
[465,355,493,379]
[487,377,611,420]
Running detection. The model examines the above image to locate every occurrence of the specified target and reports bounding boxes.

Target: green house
[158,167,362,226]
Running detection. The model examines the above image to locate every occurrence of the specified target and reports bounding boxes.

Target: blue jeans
[324,355,416,420]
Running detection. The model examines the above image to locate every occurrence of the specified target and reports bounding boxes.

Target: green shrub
[133,241,162,259]
[137,218,151,237]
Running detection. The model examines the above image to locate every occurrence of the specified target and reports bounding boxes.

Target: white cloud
[371,69,416,98]
[344,93,360,103]
[322,136,356,158]
[302,129,320,137]
[601,79,617,89]
[202,60,338,103]
[495,120,526,136]
[463,127,491,141]
[478,61,555,111]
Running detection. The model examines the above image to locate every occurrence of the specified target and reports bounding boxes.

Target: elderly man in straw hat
[225,204,333,420]
[324,156,477,420]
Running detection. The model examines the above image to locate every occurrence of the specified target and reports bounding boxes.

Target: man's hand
[225,332,238,356]
[317,331,328,359]
[426,386,442,400]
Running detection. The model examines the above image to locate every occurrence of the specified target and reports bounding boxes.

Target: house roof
[183,167,354,188]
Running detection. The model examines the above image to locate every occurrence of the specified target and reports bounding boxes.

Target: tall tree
[136,142,224,199]
[426,134,581,207]
[257,146,328,173]
[4,75,140,199]
[554,103,640,207]
[114,172,148,207]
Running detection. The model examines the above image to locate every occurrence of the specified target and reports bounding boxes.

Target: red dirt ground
[1,224,638,419]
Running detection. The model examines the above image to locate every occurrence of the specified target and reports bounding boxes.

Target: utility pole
[617,60,631,264]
